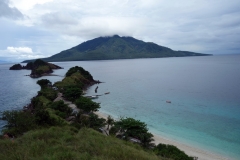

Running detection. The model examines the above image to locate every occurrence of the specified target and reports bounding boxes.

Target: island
[23,35,211,63]
[10,59,63,78]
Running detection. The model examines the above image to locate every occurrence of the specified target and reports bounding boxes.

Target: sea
[0,55,240,159]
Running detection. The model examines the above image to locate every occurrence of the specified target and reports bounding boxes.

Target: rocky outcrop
[9,59,63,78]
[9,64,23,70]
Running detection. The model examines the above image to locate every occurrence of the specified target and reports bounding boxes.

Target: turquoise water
[0,55,240,159]
[83,55,240,159]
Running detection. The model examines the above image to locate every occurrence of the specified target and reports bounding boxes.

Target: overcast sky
[0,0,240,62]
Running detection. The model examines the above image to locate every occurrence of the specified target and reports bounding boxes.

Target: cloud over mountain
[1,0,240,62]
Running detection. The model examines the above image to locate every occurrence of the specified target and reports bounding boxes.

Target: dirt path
[54,92,79,112]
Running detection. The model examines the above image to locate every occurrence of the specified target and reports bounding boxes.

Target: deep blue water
[0,55,240,159]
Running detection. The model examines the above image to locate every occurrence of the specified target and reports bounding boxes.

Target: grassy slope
[0,126,167,160]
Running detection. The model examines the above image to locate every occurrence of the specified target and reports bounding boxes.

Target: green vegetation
[106,115,114,130]
[23,35,211,63]
[37,88,57,101]
[34,59,46,66]
[72,112,105,129]
[49,101,72,119]
[30,59,53,77]
[76,96,100,113]
[65,66,94,81]
[62,85,83,101]
[154,144,194,160]
[37,79,52,88]
[1,110,37,136]
[0,127,163,160]
[28,59,62,78]
[31,96,52,110]
[9,59,62,78]
[1,66,195,160]
[36,79,58,101]
[35,65,51,75]
[111,117,155,149]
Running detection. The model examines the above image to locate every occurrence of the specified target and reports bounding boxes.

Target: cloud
[41,12,78,27]
[0,46,45,62]
[12,0,53,10]
[2,0,240,58]
[0,0,23,19]
[7,46,33,54]
[41,13,145,39]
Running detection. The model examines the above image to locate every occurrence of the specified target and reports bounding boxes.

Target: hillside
[23,35,210,62]
[0,126,164,160]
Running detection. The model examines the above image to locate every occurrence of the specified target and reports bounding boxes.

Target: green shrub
[88,113,106,130]
[37,79,52,88]
[35,108,68,127]
[75,96,100,113]
[154,143,194,160]
[37,88,57,101]
[31,96,51,110]
[35,110,56,126]
[54,77,84,92]
[49,101,72,119]
[1,110,37,136]
[62,85,83,101]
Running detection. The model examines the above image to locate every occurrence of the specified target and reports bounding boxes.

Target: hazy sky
[1,0,240,62]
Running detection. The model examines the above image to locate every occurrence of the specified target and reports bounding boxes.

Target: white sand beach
[153,134,229,160]
[95,111,231,160]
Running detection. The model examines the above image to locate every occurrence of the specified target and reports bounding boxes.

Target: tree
[35,110,55,126]
[1,110,37,136]
[113,117,154,148]
[63,85,83,101]
[75,97,100,113]
[37,88,57,101]
[88,113,106,130]
[106,115,114,130]
[49,100,72,118]
[139,132,155,148]
[37,79,52,88]
[114,117,148,137]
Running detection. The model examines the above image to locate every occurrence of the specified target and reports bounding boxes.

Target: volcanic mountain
[23,35,210,62]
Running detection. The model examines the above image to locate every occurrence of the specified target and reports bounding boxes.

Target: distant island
[10,59,62,78]
[23,35,211,62]
[0,60,8,63]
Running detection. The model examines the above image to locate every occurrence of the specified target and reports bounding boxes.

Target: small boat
[86,95,99,99]
[105,92,110,94]
[166,100,171,103]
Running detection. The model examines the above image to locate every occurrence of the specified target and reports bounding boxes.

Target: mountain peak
[112,35,120,38]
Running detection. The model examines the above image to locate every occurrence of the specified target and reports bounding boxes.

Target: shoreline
[95,111,231,160]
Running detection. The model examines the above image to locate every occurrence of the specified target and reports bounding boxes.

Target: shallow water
[0,55,240,159]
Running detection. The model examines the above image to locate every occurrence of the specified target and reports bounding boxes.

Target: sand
[95,111,231,160]
[153,134,229,160]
